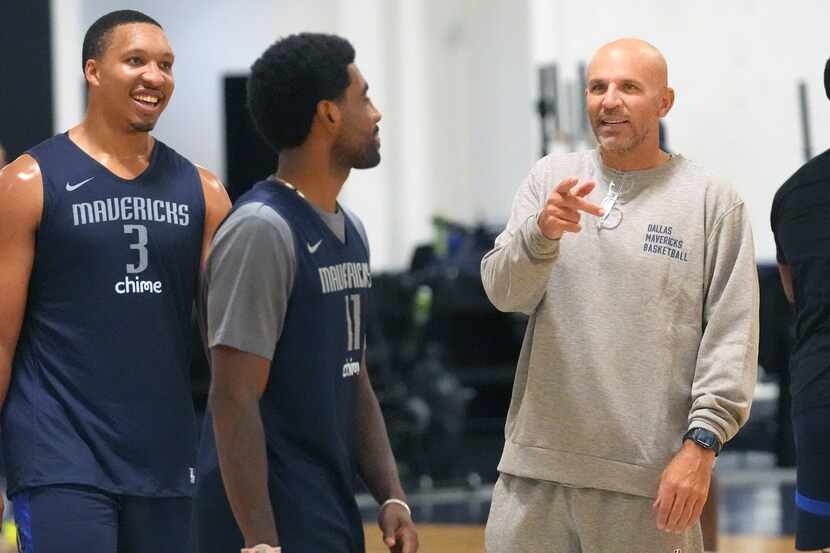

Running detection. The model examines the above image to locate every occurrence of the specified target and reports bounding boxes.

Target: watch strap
[683,427,722,456]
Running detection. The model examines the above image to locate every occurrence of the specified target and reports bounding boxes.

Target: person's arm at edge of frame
[196,166,232,269]
[654,201,759,534]
[776,264,795,305]
[771,180,795,307]
[354,350,419,553]
[209,345,280,548]
[0,155,44,526]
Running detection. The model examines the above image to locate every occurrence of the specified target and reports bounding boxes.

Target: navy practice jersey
[198,180,370,553]
[2,133,205,497]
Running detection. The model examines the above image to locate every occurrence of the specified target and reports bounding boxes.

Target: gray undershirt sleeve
[206,202,296,361]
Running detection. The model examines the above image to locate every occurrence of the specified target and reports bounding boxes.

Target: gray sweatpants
[485,473,703,553]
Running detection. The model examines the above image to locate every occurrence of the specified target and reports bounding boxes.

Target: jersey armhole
[23,151,50,235]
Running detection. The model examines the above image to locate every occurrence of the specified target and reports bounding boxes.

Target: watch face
[685,428,721,454]
[698,435,716,448]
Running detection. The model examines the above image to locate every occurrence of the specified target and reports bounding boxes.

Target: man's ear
[317,100,342,133]
[658,87,675,118]
[85,59,102,88]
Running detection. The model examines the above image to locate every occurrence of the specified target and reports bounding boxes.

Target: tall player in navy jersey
[193,34,418,553]
[0,10,230,552]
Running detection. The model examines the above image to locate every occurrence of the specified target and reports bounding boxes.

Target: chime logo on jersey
[342,360,361,378]
[114,275,163,295]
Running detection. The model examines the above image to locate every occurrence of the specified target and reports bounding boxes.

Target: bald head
[588,38,668,89]
[0,143,6,168]
[585,38,674,169]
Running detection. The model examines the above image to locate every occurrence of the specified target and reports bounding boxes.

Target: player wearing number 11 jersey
[0,10,230,552]
[192,33,418,553]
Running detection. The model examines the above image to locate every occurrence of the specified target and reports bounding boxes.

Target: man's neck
[276,150,349,213]
[71,111,155,166]
[599,146,671,172]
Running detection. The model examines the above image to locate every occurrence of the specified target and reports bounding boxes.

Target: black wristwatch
[683,427,722,456]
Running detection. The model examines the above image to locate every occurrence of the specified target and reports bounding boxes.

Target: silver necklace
[597,180,623,229]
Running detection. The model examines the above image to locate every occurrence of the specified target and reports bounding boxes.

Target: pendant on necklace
[597,181,623,230]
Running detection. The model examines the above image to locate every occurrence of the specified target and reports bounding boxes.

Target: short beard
[593,124,649,155]
[333,140,381,170]
[352,144,381,169]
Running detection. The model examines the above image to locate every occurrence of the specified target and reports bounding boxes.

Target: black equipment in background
[576,61,588,137]
[223,75,275,201]
[535,61,591,156]
[798,80,812,163]
[367,218,526,482]
[536,63,559,158]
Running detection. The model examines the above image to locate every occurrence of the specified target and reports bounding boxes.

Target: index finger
[567,195,604,217]
[555,179,603,217]
[571,180,597,198]
[553,177,580,196]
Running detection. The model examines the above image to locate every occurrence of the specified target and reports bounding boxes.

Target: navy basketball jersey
[199,180,370,553]
[3,133,205,497]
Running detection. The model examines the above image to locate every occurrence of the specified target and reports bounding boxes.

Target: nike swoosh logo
[65,177,95,191]
[307,240,323,254]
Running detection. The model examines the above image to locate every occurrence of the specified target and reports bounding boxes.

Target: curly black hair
[247,33,355,152]
[82,10,162,72]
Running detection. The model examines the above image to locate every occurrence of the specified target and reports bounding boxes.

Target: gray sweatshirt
[481,150,759,498]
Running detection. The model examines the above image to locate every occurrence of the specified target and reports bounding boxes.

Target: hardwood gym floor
[363,525,796,553]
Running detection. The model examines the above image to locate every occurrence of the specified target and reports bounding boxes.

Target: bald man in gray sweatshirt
[482,39,758,553]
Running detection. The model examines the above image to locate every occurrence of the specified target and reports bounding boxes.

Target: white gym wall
[52,1,829,266]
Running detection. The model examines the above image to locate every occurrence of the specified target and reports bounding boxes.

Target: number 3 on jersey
[124,224,149,274]
[345,294,362,351]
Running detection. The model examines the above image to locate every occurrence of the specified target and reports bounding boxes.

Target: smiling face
[586,39,673,164]
[85,22,175,133]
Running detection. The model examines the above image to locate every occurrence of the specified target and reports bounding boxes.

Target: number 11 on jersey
[345,294,362,351]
